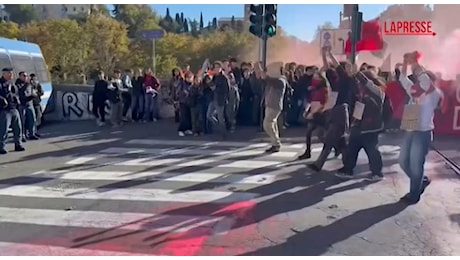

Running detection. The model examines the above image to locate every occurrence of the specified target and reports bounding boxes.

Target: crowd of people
[0,68,44,154]
[86,47,443,205]
[0,45,444,206]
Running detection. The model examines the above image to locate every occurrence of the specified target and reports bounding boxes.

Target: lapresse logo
[382,21,436,36]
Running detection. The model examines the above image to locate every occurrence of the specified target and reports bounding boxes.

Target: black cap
[2,67,13,72]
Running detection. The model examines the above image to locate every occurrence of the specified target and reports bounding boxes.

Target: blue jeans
[399,130,432,197]
[0,109,22,149]
[20,105,36,137]
[206,102,226,135]
[131,94,144,121]
[143,93,159,121]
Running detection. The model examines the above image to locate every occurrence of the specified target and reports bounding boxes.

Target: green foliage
[0,21,20,39]
[3,4,39,25]
[1,4,298,83]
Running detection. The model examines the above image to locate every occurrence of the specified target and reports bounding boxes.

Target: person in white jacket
[398,51,442,204]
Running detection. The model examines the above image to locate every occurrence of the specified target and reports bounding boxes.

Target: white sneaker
[178,131,185,137]
[185,130,193,135]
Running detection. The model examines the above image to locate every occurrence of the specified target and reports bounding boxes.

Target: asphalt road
[0,119,459,256]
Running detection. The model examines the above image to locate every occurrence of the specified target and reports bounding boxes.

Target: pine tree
[212,17,217,29]
[199,12,204,29]
[180,12,184,24]
[175,13,180,24]
[183,18,189,33]
[165,7,172,22]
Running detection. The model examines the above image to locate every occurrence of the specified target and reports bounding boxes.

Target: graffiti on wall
[57,91,110,120]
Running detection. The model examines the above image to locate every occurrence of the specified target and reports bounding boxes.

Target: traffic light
[351,6,363,42]
[249,4,264,38]
[264,4,277,38]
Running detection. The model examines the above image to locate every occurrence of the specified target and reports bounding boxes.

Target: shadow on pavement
[241,201,408,256]
[450,214,460,227]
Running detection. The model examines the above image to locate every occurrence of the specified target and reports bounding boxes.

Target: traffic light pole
[350,4,359,66]
[260,4,268,69]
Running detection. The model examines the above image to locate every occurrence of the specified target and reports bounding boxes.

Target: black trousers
[92,99,106,122]
[343,130,383,176]
[178,103,192,132]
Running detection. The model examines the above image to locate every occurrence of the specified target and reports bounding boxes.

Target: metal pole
[152,39,156,74]
[350,4,358,65]
[261,4,267,69]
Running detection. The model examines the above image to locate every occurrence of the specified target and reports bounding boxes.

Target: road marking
[66,156,101,165]
[99,147,298,158]
[0,185,258,203]
[0,241,151,256]
[65,156,286,169]
[125,139,306,149]
[32,170,278,185]
[0,207,232,234]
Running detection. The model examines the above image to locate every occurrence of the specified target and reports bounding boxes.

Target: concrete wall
[45,81,170,121]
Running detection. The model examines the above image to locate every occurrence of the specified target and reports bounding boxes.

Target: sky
[151,4,393,42]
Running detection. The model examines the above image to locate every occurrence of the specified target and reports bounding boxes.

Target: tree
[3,4,39,25]
[180,12,184,24]
[83,14,129,74]
[21,19,87,82]
[159,17,181,33]
[112,4,160,38]
[230,16,236,30]
[165,8,172,22]
[183,19,189,33]
[175,13,180,24]
[199,12,204,30]
[0,21,20,39]
[212,17,217,29]
[190,19,199,37]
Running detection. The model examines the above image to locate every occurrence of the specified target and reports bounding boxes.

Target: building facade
[31,4,91,20]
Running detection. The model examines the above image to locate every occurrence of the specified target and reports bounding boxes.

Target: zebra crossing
[0,138,401,255]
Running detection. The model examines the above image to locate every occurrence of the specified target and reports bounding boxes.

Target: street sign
[319,29,350,55]
[140,29,165,40]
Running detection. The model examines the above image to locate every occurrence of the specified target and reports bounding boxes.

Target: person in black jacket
[336,69,386,181]
[16,72,38,141]
[131,69,144,122]
[30,74,44,128]
[92,71,109,126]
[0,67,25,154]
[108,70,124,127]
[189,75,204,136]
[207,61,229,138]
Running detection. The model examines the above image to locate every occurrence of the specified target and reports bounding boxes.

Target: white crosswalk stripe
[0,138,401,255]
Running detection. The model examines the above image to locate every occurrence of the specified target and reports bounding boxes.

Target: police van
[0,37,53,117]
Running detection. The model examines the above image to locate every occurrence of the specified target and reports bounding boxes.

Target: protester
[397,51,443,204]
[143,68,161,122]
[298,71,329,159]
[258,62,287,153]
[131,69,144,122]
[336,69,386,181]
[207,61,229,139]
[189,74,204,136]
[92,71,109,127]
[108,69,124,127]
[177,71,194,136]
